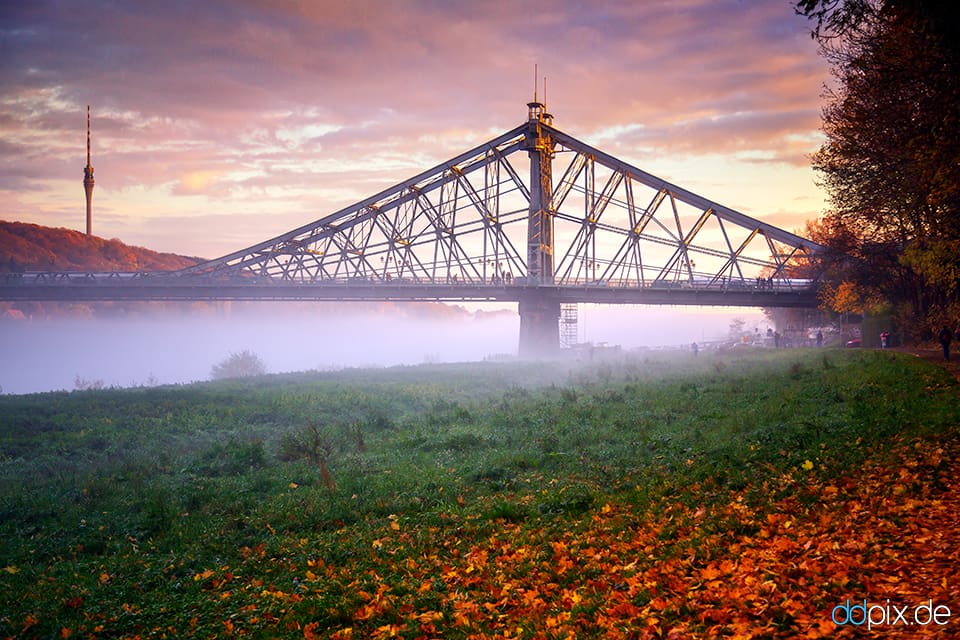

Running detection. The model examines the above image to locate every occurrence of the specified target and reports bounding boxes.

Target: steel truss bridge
[1,102,826,354]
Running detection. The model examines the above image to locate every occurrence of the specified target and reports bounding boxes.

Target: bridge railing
[3,270,817,292]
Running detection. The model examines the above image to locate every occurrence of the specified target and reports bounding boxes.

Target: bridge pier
[517,95,559,358]
[517,290,561,357]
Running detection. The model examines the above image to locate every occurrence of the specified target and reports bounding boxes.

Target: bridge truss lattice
[176,115,824,294]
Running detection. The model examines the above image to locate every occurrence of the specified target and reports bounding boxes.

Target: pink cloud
[1,0,831,256]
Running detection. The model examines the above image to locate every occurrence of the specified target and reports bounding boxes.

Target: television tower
[83,105,94,236]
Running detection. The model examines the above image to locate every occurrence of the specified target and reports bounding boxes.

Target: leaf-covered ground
[15,435,954,639]
[2,350,958,638]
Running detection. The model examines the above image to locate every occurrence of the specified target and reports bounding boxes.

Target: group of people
[939,325,959,362]
[861,326,956,361]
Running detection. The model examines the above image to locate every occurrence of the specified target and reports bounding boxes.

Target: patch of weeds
[506,453,540,472]
[538,434,560,454]
[137,487,176,538]
[73,522,111,555]
[537,483,596,516]
[421,431,488,453]
[483,498,530,523]
[789,361,808,379]
[196,439,267,476]
[472,466,513,485]
[276,423,340,492]
[364,409,395,432]
[424,399,473,427]
[344,420,366,453]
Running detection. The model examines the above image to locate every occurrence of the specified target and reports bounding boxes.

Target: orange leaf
[303,622,322,640]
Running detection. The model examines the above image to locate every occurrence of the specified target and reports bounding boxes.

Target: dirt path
[898,346,960,382]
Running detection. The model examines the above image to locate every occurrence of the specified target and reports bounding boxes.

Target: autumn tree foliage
[0,221,205,318]
[796,0,960,338]
[0,221,200,272]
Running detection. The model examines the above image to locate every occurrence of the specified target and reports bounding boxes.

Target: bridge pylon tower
[518,98,560,356]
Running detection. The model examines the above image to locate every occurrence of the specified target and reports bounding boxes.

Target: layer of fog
[0,303,764,395]
[573,304,767,350]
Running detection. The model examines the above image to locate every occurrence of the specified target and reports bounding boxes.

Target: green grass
[0,349,957,638]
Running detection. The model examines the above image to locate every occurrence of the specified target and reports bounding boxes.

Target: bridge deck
[0,273,818,308]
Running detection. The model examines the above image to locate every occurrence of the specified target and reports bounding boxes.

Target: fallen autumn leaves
[254,435,960,639]
[376,436,957,638]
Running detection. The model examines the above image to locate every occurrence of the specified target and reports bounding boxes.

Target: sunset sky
[1,0,831,260]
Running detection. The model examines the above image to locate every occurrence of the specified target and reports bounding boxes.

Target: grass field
[1,348,958,638]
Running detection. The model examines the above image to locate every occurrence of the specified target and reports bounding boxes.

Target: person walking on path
[939,326,953,361]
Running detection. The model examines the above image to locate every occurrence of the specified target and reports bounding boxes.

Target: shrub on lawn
[210,350,266,380]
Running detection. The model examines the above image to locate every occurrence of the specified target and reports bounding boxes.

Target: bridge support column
[518,97,558,357]
[518,290,560,357]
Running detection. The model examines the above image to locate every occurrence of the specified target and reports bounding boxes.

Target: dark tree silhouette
[796,0,960,338]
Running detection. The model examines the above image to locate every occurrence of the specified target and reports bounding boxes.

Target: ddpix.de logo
[832,599,951,630]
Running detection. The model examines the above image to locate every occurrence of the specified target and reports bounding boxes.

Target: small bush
[278,423,333,466]
[278,424,338,492]
[210,350,266,380]
[74,375,105,391]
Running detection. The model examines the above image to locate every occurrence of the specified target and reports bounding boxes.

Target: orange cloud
[1,0,831,255]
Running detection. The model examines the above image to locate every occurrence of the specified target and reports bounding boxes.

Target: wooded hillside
[0,220,202,272]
